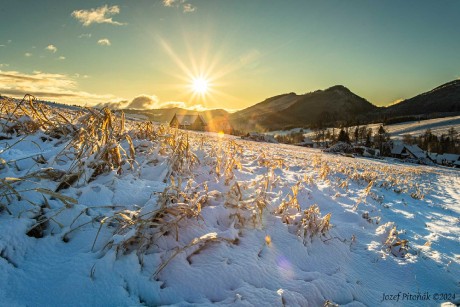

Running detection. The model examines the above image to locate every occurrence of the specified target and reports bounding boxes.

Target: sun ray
[156,32,266,111]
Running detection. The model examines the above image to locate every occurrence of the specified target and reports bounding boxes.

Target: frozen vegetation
[0,96,459,306]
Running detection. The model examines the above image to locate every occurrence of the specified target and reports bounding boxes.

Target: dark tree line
[403,127,459,154]
[275,130,305,144]
[276,122,459,156]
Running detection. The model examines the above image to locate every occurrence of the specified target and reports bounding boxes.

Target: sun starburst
[192,77,209,94]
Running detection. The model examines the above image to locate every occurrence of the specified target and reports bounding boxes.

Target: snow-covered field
[1,99,459,306]
[370,115,460,139]
[270,115,460,140]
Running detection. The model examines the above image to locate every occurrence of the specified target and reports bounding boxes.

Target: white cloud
[71,5,125,27]
[159,101,187,109]
[0,45,5,47]
[46,44,57,53]
[58,56,66,60]
[99,95,180,110]
[163,0,175,7]
[95,100,129,109]
[0,70,119,106]
[127,95,160,109]
[97,38,111,46]
[0,64,8,68]
[73,73,90,79]
[25,53,32,57]
[163,0,196,13]
[183,3,196,13]
[96,95,210,111]
[78,33,92,39]
[155,101,205,111]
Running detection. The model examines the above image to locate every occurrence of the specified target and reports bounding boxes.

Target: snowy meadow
[0,96,459,306]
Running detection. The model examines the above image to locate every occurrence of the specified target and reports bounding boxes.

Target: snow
[265,127,312,137]
[300,115,460,141]
[1,108,460,306]
[384,116,460,138]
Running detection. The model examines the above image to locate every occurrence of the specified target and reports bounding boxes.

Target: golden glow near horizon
[157,36,249,110]
[3,2,460,109]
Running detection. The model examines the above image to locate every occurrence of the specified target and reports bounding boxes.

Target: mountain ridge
[13,79,458,133]
[229,85,378,131]
[384,80,460,117]
[118,79,460,132]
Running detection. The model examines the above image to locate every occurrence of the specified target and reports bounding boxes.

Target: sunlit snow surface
[0,127,459,306]
[269,115,460,141]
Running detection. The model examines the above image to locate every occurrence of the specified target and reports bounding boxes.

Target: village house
[390,143,433,164]
[169,114,207,131]
[432,153,460,167]
[455,160,460,168]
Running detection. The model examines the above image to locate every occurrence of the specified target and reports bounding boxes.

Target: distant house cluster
[429,153,460,167]
[241,132,278,143]
[169,114,207,131]
[390,142,460,167]
[390,143,429,162]
[297,135,460,168]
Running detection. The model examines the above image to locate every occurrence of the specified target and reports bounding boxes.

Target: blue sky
[1,0,459,110]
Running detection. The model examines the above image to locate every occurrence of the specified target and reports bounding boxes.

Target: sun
[192,77,209,94]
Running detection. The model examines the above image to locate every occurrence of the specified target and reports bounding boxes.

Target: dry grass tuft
[153,232,237,278]
[384,226,409,258]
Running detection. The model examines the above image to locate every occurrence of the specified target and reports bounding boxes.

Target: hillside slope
[230,85,377,131]
[385,80,460,117]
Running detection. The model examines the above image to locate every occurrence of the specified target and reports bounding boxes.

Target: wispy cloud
[0,64,8,68]
[0,70,118,105]
[45,44,57,53]
[153,101,207,111]
[74,73,90,79]
[71,5,126,26]
[239,49,261,66]
[24,53,32,57]
[58,56,66,60]
[162,0,197,13]
[97,95,163,110]
[183,3,196,13]
[163,0,175,7]
[97,95,213,111]
[78,33,92,39]
[97,38,111,46]
[128,95,160,109]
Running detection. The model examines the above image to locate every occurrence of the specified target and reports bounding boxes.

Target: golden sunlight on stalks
[0,95,433,281]
[0,94,80,137]
[382,225,409,258]
[119,177,207,256]
[296,205,331,245]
